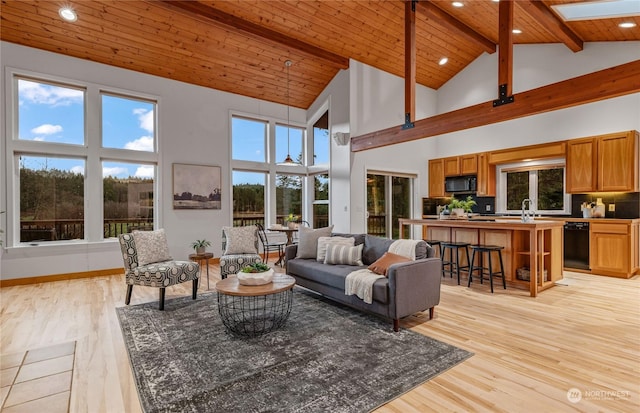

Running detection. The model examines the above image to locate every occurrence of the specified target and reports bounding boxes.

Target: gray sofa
[285,233,442,331]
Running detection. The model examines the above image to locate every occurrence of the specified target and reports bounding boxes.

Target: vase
[288,222,298,229]
[451,208,465,218]
[196,246,205,255]
[237,269,275,285]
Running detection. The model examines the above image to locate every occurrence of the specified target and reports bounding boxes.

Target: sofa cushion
[317,236,354,262]
[362,235,395,265]
[287,258,388,304]
[296,226,334,259]
[368,252,411,276]
[132,229,172,266]
[324,244,363,266]
[332,232,365,246]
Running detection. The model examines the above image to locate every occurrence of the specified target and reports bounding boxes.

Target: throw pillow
[316,236,355,262]
[296,225,334,259]
[132,229,172,266]
[324,244,364,266]
[368,252,411,276]
[223,226,258,255]
[362,235,395,265]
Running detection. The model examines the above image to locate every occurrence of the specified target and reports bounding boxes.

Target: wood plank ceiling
[1,0,639,109]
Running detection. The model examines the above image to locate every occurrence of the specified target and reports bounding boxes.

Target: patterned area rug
[116,289,472,413]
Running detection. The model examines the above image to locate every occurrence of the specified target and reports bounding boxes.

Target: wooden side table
[189,252,214,290]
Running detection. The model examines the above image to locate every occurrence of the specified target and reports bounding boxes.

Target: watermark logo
[567,387,631,403]
[567,388,582,403]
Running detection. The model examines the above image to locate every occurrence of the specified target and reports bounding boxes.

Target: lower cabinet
[590,222,638,278]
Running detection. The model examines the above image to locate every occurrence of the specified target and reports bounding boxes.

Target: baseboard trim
[1,268,124,287]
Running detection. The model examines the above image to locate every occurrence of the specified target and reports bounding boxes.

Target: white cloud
[103,166,128,177]
[19,80,83,106]
[133,108,154,133]
[135,165,155,178]
[71,165,85,175]
[33,136,46,142]
[124,136,154,151]
[31,124,62,135]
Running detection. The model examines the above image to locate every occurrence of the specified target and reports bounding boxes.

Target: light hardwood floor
[1,266,638,412]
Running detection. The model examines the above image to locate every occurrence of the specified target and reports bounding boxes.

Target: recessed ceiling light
[59,7,77,22]
[492,0,500,2]
[512,29,522,34]
[452,2,464,8]
[439,57,449,66]
[619,22,637,28]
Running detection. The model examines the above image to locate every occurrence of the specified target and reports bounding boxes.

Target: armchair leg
[429,307,435,320]
[393,318,399,332]
[125,285,133,305]
[159,288,166,311]
[192,279,198,300]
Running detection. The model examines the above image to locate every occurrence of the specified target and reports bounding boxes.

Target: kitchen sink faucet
[521,199,535,223]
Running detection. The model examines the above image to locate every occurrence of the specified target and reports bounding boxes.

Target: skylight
[552,0,640,21]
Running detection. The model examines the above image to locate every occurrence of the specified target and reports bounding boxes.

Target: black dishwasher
[563,222,590,270]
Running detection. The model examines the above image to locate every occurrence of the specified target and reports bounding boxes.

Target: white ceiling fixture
[552,0,640,21]
[439,57,449,66]
[619,22,637,28]
[452,2,464,8]
[58,7,77,22]
[512,29,522,34]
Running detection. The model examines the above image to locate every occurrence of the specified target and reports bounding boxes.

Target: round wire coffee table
[216,274,295,337]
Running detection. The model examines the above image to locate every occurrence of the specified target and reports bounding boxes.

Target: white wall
[0,42,304,279]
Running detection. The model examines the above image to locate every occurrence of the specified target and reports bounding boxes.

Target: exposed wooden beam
[351,60,640,152]
[494,0,515,107]
[156,1,349,69]
[518,0,583,52]
[417,2,496,55]
[405,0,416,126]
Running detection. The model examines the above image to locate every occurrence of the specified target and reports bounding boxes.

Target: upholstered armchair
[219,226,262,279]
[118,229,199,310]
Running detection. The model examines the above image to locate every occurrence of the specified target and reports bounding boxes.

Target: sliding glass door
[366,172,413,239]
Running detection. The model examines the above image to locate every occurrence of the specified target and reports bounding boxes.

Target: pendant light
[278,60,298,165]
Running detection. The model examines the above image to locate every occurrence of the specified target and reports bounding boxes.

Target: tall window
[366,172,414,239]
[312,111,329,165]
[8,74,158,246]
[276,174,302,223]
[232,117,267,162]
[497,160,570,215]
[312,173,329,228]
[232,171,266,227]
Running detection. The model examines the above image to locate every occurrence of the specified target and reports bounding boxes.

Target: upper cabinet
[567,131,639,193]
[476,152,496,197]
[443,154,477,176]
[428,159,445,197]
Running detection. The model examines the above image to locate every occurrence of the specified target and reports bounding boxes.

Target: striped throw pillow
[324,244,364,266]
[316,236,355,262]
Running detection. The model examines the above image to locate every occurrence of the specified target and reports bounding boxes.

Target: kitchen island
[399,218,565,297]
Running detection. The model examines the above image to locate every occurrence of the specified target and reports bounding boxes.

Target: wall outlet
[485,204,491,212]
[609,204,615,212]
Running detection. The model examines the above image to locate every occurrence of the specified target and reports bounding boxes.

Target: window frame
[496,158,571,215]
[5,68,161,248]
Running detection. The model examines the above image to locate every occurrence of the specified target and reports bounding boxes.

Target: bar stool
[468,245,506,293]
[440,241,470,285]
[423,239,442,258]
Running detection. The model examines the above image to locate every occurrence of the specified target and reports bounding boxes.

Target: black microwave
[445,175,477,193]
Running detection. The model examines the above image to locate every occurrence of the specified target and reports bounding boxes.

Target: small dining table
[268,226,299,265]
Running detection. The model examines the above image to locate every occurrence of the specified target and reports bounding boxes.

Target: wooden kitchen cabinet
[443,156,460,176]
[567,130,639,193]
[476,152,495,196]
[590,222,637,278]
[566,137,597,193]
[428,159,445,197]
[598,130,639,192]
[443,154,477,177]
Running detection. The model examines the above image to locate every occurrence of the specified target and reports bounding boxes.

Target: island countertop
[399,218,564,297]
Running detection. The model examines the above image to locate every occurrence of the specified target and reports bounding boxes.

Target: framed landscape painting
[172,163,222,210]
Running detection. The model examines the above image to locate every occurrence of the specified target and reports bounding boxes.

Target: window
[497,160,570,215]
[18,79,85,145]
[276,124,304,165]
[366,172,414,239]
[312,111,329,165]
[8,73,159,246]
[232,171,265,227]
[312,173,329,228]
[276,174,302,223]
[232,117,267,162]
[19,155,85,242]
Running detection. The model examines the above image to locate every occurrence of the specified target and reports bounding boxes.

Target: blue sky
[18,78,329,184]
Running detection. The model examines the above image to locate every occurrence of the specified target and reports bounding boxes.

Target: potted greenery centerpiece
[286,213,299,229]
[237,262,274,285]
[448,195,477,218]
[190,239,211,255]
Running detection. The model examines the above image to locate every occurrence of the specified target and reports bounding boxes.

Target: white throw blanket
[388,239,421,260]
[345,269,384,304]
